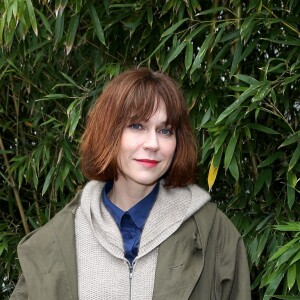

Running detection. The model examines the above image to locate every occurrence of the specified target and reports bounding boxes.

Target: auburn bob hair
[80,68,197,187]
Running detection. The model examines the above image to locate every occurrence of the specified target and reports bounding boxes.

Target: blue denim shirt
[102,181,159,265]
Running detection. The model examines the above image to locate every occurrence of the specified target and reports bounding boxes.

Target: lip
[135,159,160,168]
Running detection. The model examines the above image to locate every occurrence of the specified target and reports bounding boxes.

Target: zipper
[128,260,136,300]
[129,265,133,300]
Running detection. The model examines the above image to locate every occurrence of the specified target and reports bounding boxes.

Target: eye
[129,123,143,130]
[159,128,174,136]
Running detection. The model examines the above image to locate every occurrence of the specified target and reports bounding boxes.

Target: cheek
[165,140,177,159]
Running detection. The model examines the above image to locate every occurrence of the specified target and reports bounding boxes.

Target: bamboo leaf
[230,40,242,76]
[41,94,69,100]
[146,7,153,27]
[256,214,273,231]
[287,171,297,188]
[185,41,193,71]
[25,0,38,36]
[240,13,256,42]
[265,168,272,189]
[88,3,106,46]
[42,167,55,196]
[213,130,229,154]
[190,0,201,10]
[224,134,238,170]
[269,238,300,261]
[61,72,77,86]
[65,13,80,55]
[254,169,268,195]
[288,143,300,171]
[201,137,213,163]
[219,30,240,42]
[252,82,271,102]
[274,223,300,232]
[0,12,6,45]
[185,24,208,42]
[249,236,258,265]
[68,108,81,137]
[110,4,134,8]
[161,18,188,37]
[287,263,296,291]
[298,260,300,294]
[208,160,218,191]
[200,107,211,126]
[275,246,300,269]
[208,150,222,191]
[197,7,227,15]
[210,27,225,51]
[213,147,223,168]
[282,74,300,86]
[35,9,52,34]
[54,7,64,49]
[206,43,230,73]
[256,228,271,264]
[262,37,300,47]
[75,0,83,14]
[216,84,260,124]
[190,32,214,75]
[234,74,259,85]
[228,155,239,181]
[290,251,300,265]
[163,41,187,71]
[287,171,297,208]
[247,123,280,135]
[258,152,284,168]
[279,132,300,147]
[263,265,286,298]
[125,11,144,33]
[239,37,259,62]
[146,35,172,60]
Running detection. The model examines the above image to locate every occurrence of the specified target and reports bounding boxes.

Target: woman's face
[117,101,177,189]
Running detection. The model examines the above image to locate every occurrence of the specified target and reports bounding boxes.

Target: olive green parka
[10,191,251,300]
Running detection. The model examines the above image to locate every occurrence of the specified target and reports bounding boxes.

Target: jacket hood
[79,180,211,261]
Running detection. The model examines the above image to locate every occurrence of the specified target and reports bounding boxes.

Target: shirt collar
[102,181,159,229]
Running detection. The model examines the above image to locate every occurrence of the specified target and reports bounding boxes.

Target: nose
[143,131,159,151]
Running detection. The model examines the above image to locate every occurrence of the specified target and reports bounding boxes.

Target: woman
[11,68,251,300]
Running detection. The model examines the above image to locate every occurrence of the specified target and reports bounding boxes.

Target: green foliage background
[0,0,299,299]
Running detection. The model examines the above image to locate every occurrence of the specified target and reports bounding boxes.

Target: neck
[109,178,156,211]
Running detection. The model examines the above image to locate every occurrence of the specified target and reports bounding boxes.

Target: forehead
[143,101,168,123]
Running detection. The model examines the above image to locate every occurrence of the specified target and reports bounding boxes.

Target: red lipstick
[135,159,159,168]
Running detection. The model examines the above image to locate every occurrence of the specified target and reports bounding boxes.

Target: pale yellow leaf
[208,157,219,191]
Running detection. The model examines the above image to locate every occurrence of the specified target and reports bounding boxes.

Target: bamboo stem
[33,190,42,224]
[262,4,300,36]
[234,0,242,84]
[0,134,30,234]
[207,0,219,66]
[10,78,42,225]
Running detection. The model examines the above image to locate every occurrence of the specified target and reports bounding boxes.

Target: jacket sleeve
[9,274,28,300]
[220,237,251,300]
[217,210,251,300]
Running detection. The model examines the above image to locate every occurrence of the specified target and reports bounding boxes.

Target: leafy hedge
[0,0,299,299]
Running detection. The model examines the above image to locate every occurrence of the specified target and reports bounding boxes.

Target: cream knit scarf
[75,180,210,300]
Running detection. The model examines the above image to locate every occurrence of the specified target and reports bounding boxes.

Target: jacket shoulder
[194,202,242,244]
[18,190,81,248]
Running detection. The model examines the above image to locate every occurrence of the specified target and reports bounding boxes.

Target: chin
[133,177,161,187]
